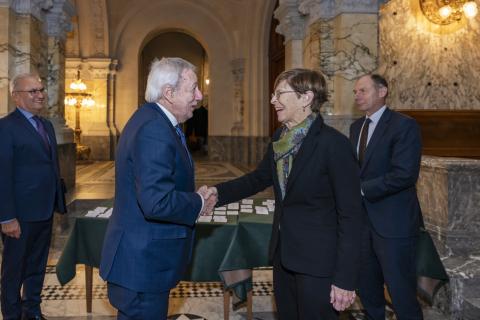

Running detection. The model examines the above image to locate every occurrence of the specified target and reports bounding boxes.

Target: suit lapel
[149,104,194,176]
[12,110,51,158]
[350,118,363,154]
[284,116,322,195]
[360,108,392,173]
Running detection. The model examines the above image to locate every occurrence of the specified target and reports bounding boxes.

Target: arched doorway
[139,32,209,154]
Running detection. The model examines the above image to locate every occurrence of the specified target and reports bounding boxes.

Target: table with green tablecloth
[55,199,273,318]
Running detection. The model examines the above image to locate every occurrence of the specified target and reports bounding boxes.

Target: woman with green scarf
[212,68,364,320]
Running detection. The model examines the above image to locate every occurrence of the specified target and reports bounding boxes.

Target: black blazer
[216,115,364,290]
[349,108,422,238]
[0,109,66,222]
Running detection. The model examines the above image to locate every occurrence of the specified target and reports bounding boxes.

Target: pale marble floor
[0,160,447,320]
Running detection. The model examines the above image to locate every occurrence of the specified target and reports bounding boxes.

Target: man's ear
[378,86,388,98]
[163,85,175,102]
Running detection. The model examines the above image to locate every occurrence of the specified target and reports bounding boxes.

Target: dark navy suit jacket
[349,107,422,238]
[99,103,202,293]
[0,108,66,222]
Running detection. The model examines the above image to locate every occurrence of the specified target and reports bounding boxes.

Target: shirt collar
[367,105,386,124]
[17,107,35,120]
[156,102,178,127]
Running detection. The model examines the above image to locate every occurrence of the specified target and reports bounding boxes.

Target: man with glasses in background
[0,73,66,320]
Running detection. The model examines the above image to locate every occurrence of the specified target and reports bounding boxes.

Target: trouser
[1,218,53,320]
[107,282,169,320]
[273,248,338,320]
[358,224,423,320]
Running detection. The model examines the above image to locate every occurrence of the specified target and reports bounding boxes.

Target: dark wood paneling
[399,110,480,158]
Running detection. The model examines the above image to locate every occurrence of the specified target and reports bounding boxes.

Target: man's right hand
[196,186,218,216]
[1,219,21,239]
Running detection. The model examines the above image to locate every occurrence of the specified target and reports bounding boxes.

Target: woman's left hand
[330,285,356,311]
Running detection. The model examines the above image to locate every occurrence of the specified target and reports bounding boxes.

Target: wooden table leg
[223,288,230,320]
[85,265,93,313]
[246,289,253,320]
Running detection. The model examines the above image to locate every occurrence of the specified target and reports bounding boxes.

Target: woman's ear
[304,90,314,104]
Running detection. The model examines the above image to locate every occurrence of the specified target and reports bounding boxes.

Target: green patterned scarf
[273,113,317,199]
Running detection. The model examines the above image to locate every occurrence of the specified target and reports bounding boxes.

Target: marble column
[230,58,245,135]
[0,1,14,117]
[299,0,379,118]
[45,0,75,142]
[45,0,76,188]
[275,0,306,69]
[107,59,119,159]
[0,0,76,186]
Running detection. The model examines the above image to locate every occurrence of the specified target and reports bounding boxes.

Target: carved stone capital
[11,0,53,21]
[274,0,307,41]
[0,0,13,7]
[45,0,75,40]
[299,0,379,22]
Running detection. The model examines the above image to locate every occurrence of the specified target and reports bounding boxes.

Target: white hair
[144,57,196,103]
[9,73,41,95]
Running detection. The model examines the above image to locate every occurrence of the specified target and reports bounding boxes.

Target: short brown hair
[274,68,328,112]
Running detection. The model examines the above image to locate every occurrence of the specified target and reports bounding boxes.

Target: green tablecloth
[56,199,273,304]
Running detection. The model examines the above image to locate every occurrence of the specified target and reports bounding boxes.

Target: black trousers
[1,218,53,320]
[358,224,423,320]
[273,248,338,320]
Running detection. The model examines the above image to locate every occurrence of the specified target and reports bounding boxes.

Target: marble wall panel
[379,0,480,109]
[305,14,378,115]
[322,114,358,137]
[418,156,480,257]
[209,136,270,166]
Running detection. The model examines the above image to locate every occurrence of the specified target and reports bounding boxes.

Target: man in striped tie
[100,57,217,319]
[350,74,423,320]
[0,73,67,320]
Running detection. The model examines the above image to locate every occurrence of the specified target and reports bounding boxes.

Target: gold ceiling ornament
[64,70,95,160]
[420,0,478,25]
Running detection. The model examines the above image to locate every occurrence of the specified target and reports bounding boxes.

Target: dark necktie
[358,118,371,166]
[32,116,51,152]
[175,125,192,166]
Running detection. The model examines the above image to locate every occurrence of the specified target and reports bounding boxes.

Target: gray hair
[9,73,41,95]
[145,57,196,103]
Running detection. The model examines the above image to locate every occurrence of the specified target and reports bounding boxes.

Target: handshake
[196,185,218,216]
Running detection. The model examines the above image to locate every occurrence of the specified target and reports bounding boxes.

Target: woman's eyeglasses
[271,90,296,100]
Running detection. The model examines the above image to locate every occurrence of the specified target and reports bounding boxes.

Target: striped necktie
[175,125,192,166]
[33,116,51,153]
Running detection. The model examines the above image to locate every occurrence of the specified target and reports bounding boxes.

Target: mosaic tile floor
[0,161,447,319]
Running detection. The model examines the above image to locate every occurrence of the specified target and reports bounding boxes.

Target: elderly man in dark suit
[350,74,423,320]
[0,73,66,320]
[99,57,216,319]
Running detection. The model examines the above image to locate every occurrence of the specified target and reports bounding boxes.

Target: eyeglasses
[14,88,46,95]
[271,90,296,100]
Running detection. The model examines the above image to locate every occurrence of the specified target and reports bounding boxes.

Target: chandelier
[64,70,95,160]
[420,0,478,24]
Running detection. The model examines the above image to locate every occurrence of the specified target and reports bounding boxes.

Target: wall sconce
[420,0,478,24]
[205,78,210,86]
[64,70,95,160]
